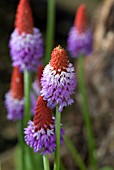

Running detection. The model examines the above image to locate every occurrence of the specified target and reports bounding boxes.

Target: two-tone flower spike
[67,4,93,58]
[9,0,44,71]
[41,45,76,112]
[24,96,64,155]
[5,67,24,120]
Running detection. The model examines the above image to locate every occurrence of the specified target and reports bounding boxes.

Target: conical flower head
[67,4,93,58]
[9,0,44,72]
[50,45,68,72]
[15,0,34,34]
[41,46,76,112]
[33,96,54,130]
[5,67,24,121]
[24,96,64,155]
[10,67,24,99]
[74,4,87,33]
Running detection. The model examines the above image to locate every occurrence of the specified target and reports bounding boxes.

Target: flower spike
[24,96,64,155]
[41,46,76,112]
[5,67,24,120]
[9,0,44,71]
[67,4,93,58]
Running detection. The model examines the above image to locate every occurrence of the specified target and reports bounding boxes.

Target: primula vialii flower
[9,0,43,71]
[5,67,24,120]
[40,45,76,112]
[31,64,44,115]
[24,96,64,155]
[67,4,93,58]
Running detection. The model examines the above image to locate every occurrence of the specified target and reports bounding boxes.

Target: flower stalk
[54,106,61,170]
[17,120,25,170]
[24,70,32,126]
[24,69,36,170]
[45,0,55,64]
[43,155,50,170]
[78,55,97,170]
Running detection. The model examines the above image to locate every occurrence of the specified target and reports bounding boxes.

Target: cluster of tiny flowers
[24,119,64,155]
[67,27,92,58]
[9,28,43,71]
[5,91,24,120]
[24,96,64,155]
[67,4,93,58]
[41,46,76,112]
[5,67,24,121]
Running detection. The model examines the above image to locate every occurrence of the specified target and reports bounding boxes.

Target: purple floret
[5,91,24,121]
[24,120,64,155]
[40,63,76,112]
[9,28,44,72]
[67,26,93,58]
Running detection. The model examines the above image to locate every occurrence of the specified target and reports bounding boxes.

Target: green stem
[24,70,36,170]
[64,135,87,170]
[17,119,25,170]
[78,55,97,170]
[24,70,32,126]
[54,106,61,170]
[45,0,55,64]
[43,154,50,170]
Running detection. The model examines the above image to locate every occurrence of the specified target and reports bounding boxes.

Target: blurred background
[0,0,114,169]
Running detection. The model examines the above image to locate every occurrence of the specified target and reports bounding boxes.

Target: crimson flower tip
[74,4,87,33]
[15,0,34,34]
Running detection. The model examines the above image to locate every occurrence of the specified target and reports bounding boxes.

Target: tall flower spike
[5,67,24,120]
[67,4,93,58]
[24,96,64,155]
[40,46,76,112]
[31,64,44,115]
[9,0,44,71]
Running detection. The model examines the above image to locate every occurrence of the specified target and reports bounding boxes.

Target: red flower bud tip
[36,64,44,87]
[50,45,69,73]
[74,4,88,33]
[15,0,34,34]
[10,67,24,100]
[33,96,54,131]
